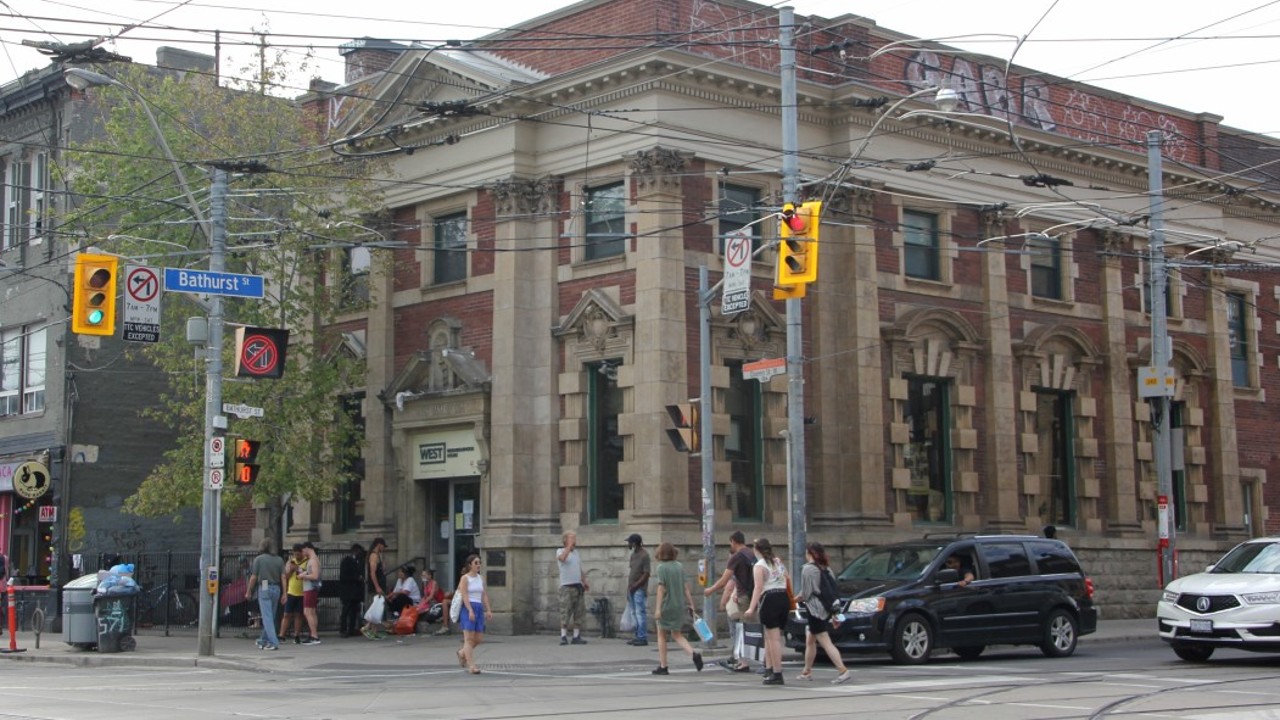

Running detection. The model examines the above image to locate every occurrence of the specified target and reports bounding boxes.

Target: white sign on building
[411,426,483,479]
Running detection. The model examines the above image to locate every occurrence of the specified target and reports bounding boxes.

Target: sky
[2,0,1279,135]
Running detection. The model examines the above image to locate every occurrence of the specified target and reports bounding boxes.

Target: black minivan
[784,534,1097,664]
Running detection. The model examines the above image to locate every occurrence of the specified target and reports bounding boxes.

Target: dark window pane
[1029,235,1062,299]
[590,360,624,521]
[1227,292,1249,387]
[903,211,940,280]
[720,184,760,255]
[433,213,468,284]
[585,183,625,260]
[726,363,762,521]
[982,542,1032,578]
[905,375,950,522]
[1028,541,1080,575]
[1035,390,1074,526]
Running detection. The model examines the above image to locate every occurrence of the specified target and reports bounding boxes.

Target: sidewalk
[0,618,1154,673]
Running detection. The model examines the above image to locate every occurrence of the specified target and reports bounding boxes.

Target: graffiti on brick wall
[93,520,149,557]
[688,0,774,70]
[903,50,1190,162]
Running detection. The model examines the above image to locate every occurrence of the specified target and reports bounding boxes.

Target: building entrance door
[429,477,480,592]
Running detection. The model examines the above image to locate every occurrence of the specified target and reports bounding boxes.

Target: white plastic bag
[449,588,464,623]
[364,594,385,625]
[619,603,637,633]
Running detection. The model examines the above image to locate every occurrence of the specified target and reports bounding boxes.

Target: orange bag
[785,575,798,612]
[393,605,420,635]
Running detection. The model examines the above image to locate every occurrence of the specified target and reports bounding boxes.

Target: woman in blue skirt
[456,554,491,674]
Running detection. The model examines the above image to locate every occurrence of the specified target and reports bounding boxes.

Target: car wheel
[890,613,933,665]
[1172,644,1215,663]
[953,645,984,660]
[1040,608,1078,658]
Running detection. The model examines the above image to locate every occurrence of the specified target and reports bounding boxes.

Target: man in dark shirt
[704,530,755,671]
[625,533,651,646]
[338,543,365,637]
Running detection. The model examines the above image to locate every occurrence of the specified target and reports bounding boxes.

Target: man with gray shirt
[245,538,285,650]
[557,531,590,645]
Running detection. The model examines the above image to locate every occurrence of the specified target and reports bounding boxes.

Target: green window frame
[1034,389,1076,526]
[726,362,763,521]
[903,210,940,281]
[584,183,625,261]
[905,374,952,523]
[588,360,624,521]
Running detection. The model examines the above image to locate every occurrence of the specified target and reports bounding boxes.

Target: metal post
[197,168,228,656]
[698,266,716,645]
[779,6,807,583]
[1147,130,1176,584]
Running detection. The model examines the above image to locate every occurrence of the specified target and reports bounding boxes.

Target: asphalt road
[2,639,1279,719]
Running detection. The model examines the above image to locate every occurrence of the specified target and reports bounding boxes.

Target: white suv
[1157,536,1280,662]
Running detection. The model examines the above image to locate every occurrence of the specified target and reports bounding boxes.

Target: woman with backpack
[796,542,851,684]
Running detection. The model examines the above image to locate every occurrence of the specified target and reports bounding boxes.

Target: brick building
[282,0,1278,627]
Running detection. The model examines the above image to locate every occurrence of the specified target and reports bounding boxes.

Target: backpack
[817,567,841,615]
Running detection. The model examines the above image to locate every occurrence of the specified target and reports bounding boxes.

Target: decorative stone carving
[1100,229,1129,256]
[627,147,690,192]
[978,205,1007,237]
[490,176,560,217]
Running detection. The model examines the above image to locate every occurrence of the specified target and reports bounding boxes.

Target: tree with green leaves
[60,54,389,528]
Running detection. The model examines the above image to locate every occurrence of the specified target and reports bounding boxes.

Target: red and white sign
[721,231,752,316]
[123,264,162,343]
[210,436,225,469]
[39,505,57,522]
[208,467,224,491]
[743,357,786,382]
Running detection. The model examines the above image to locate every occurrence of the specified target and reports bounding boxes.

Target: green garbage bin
[93,593,138,653]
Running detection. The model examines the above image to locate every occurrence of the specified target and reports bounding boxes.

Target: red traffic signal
[232,438,261,485]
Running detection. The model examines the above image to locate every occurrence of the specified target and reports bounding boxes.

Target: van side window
[1029,541,1081,575]
[982,542,1032,578]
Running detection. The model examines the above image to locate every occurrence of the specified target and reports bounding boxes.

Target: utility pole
[1147,130,1176,585]
[697,266,715,644]
[197,168,228,656]
[778,7,807,583]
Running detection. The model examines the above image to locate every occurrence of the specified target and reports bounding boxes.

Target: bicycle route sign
[123,265,162,343]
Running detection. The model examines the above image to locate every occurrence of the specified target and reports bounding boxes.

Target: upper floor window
[0,326,45,416]
[903,210,940,281]
[338,246,370,308]
[433,212,467,284]
[31,152,47,241]
[1029,235,1063,299]
[4,160,30,251]
[719,184,760,255]
[1227,292,1250,387]
[584,183,625,261]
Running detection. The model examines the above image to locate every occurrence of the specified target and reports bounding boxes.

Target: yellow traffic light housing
[776,200,822,289]
[665,401,700,454]
[232,438,261,486]
[71,253,119,336]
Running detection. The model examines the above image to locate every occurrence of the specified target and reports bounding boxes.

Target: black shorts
[806,613,831,635]
[760,590,789,629]
[283,595,303,614]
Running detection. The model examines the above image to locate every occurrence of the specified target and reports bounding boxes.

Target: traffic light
[776,200,822,289]
[232,438,261,486]
[665,400,700,454]
[71,253,119,336]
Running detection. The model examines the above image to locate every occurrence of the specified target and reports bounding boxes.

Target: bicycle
[136,578,199,628]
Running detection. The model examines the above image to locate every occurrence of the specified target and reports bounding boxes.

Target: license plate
[1189,619,1213,634]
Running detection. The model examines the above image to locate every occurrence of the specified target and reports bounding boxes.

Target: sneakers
[264,645,279,651]
[294,636,302,645]
[571,636,588,645]
[626,638,649,646]
[301,636,321,645]
[762,671,785,686]
[651,666,669,675]
[559,636,569,646]
[693,652,703,672]
[832,670,851,685]
[795,672,813,681]
[433,627,452,636]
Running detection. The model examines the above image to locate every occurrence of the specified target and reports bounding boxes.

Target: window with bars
[903,210,940,281]
[584,183,625,261]
[433,212,468,284]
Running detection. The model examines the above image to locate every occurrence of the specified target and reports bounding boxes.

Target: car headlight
[1161,590,1179,603]
[845,596,885,615]
[1242,592,1280,605]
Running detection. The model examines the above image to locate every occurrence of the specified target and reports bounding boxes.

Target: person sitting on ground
[943,554,976,587]
[384,564,422,623]
[416,568,451,634]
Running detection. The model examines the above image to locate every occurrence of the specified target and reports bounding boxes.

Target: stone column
[1203,268,1246,538]
[626,147,697,523]
[487,176,561,534]
[361,226,400,541]
[1098,231,1141,534]
[979,207,1021,526]
[814,187,888,526]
